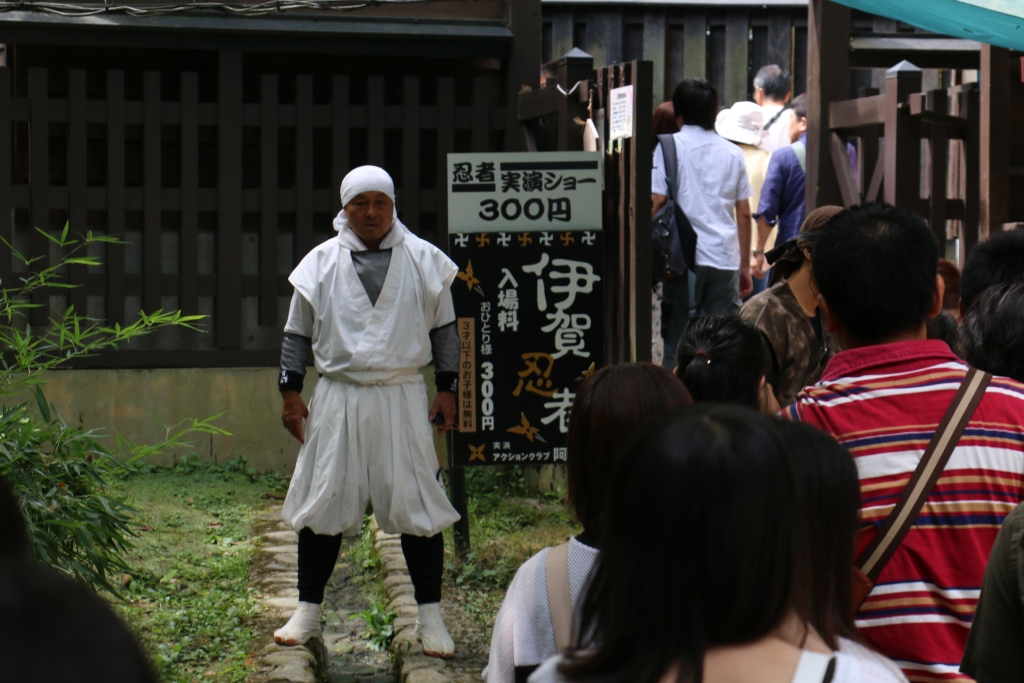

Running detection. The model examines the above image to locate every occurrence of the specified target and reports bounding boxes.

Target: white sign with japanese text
[447,152,603,233]
[609,85,634,141]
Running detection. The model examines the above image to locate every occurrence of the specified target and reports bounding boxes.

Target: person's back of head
[960,229,1024,313]
[0,563,157,682]
[812,203,939,348]
[774,420,860,650]
[561,404,799,683]
[958,283,1024,383]
[753,65,792,104]
[0,475,30,567]
[671,79,718,131]
[676,314,770,410]
[566,363,692,537]
[652,101,679,145]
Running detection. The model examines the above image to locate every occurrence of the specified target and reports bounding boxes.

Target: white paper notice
[609,85,634,141]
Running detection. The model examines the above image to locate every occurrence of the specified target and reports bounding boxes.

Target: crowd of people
[485,205,1024,683]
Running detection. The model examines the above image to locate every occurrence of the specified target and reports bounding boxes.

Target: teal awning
[832,0,1024,52]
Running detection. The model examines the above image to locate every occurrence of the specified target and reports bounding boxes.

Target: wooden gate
[518,52,654,365]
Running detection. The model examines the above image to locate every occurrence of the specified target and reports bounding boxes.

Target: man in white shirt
[754,65,793,154]
[652,79,754,363]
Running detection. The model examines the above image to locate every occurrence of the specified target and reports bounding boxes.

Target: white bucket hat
[715,101,765,146]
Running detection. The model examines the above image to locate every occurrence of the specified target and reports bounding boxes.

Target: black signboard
[448,230,604,467]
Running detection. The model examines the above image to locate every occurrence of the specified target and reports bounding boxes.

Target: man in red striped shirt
[784,203,1024,683]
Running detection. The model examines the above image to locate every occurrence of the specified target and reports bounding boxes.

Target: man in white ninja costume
[274,165,460,658]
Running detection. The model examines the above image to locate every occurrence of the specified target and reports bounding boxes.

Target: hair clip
[694,350,712,365]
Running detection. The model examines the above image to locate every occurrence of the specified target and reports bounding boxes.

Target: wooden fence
[0,62,507,367]
[827,63,981,261]
[541,4,943,108]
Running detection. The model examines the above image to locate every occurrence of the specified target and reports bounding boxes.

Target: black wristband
[435,371,458,395]
[279,369,305,393]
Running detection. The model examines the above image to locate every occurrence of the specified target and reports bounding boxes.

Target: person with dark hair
[740,206,842,406]
[959,228,1024,313]
[957,282,1024,383]
[784,202,1024,682]
[484,364,691,683]
[652,79,754,365]
[0,475,30,566]
[0,563,158,683]
[774,420,909,679]
[753,64,793,153]
[675,314,778,413]
[528,405,904,683]
[651,100,679,145]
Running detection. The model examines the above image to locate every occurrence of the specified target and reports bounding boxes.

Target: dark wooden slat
[437,77,455,238]
[865,147,885,203]
[368,76,385,166]
[260,74,279,326]
[588,9,623,70]
[614,66,627,363]
[0,69,13,292]
[683,10,707,79]
[331,75,350,217]
[767,10,794,76]
[295,75,314,264]
[143,71,161,313]
[643,10,668,103]
[107,70,126,326]
[805,0,851,210]
[980,45,1011,241]
[961,86,980,257]
[67,69,88,316]
[925,89,949,248]
[668,21,685,93]
[830,132,860,208]
[217,50,243,349]
[505,0,541,152]
[401,76,421,230]
[883,65,922,209]
[550,7,573,64]
[724,11,749,106]
[632,59,654,362]
[28,68,50,328]
[471,77,489,152]
[830,95,885,129]
[180,73,199,317]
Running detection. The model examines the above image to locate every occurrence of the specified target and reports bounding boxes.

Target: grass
[442,466,580,641]
[107,455,287,683]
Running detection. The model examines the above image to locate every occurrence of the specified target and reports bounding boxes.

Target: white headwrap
[333,165,405,250]
[339,165,395,207]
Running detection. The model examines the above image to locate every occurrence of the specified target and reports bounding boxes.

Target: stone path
[247,507,396,683]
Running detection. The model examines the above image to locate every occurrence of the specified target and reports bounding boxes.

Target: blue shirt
[756,133,805,244]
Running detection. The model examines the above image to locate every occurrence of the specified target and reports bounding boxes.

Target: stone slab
[262,530,299,544]
[266,659,315,683]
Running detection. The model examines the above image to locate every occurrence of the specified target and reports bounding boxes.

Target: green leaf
[34,385,51,423]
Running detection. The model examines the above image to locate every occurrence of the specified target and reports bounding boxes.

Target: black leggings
[296,527,444,605]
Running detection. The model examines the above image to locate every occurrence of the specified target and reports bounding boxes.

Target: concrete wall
[36,367,442,474]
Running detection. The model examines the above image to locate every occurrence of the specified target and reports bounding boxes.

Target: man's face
[344,191,394,249]
[789,113,807,144]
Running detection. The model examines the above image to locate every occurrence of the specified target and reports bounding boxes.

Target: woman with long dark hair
[529,405,904,683]
[484,363,692,683]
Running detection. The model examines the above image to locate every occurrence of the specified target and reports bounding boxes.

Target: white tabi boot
[415,602,455,659]
[273,601,321,646]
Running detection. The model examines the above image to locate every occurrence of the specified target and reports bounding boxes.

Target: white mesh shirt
[483,537,600,683]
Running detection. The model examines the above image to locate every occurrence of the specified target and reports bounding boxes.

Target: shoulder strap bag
[652,134,698,279]
[545,542,575,653]
[851,367,992,610]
